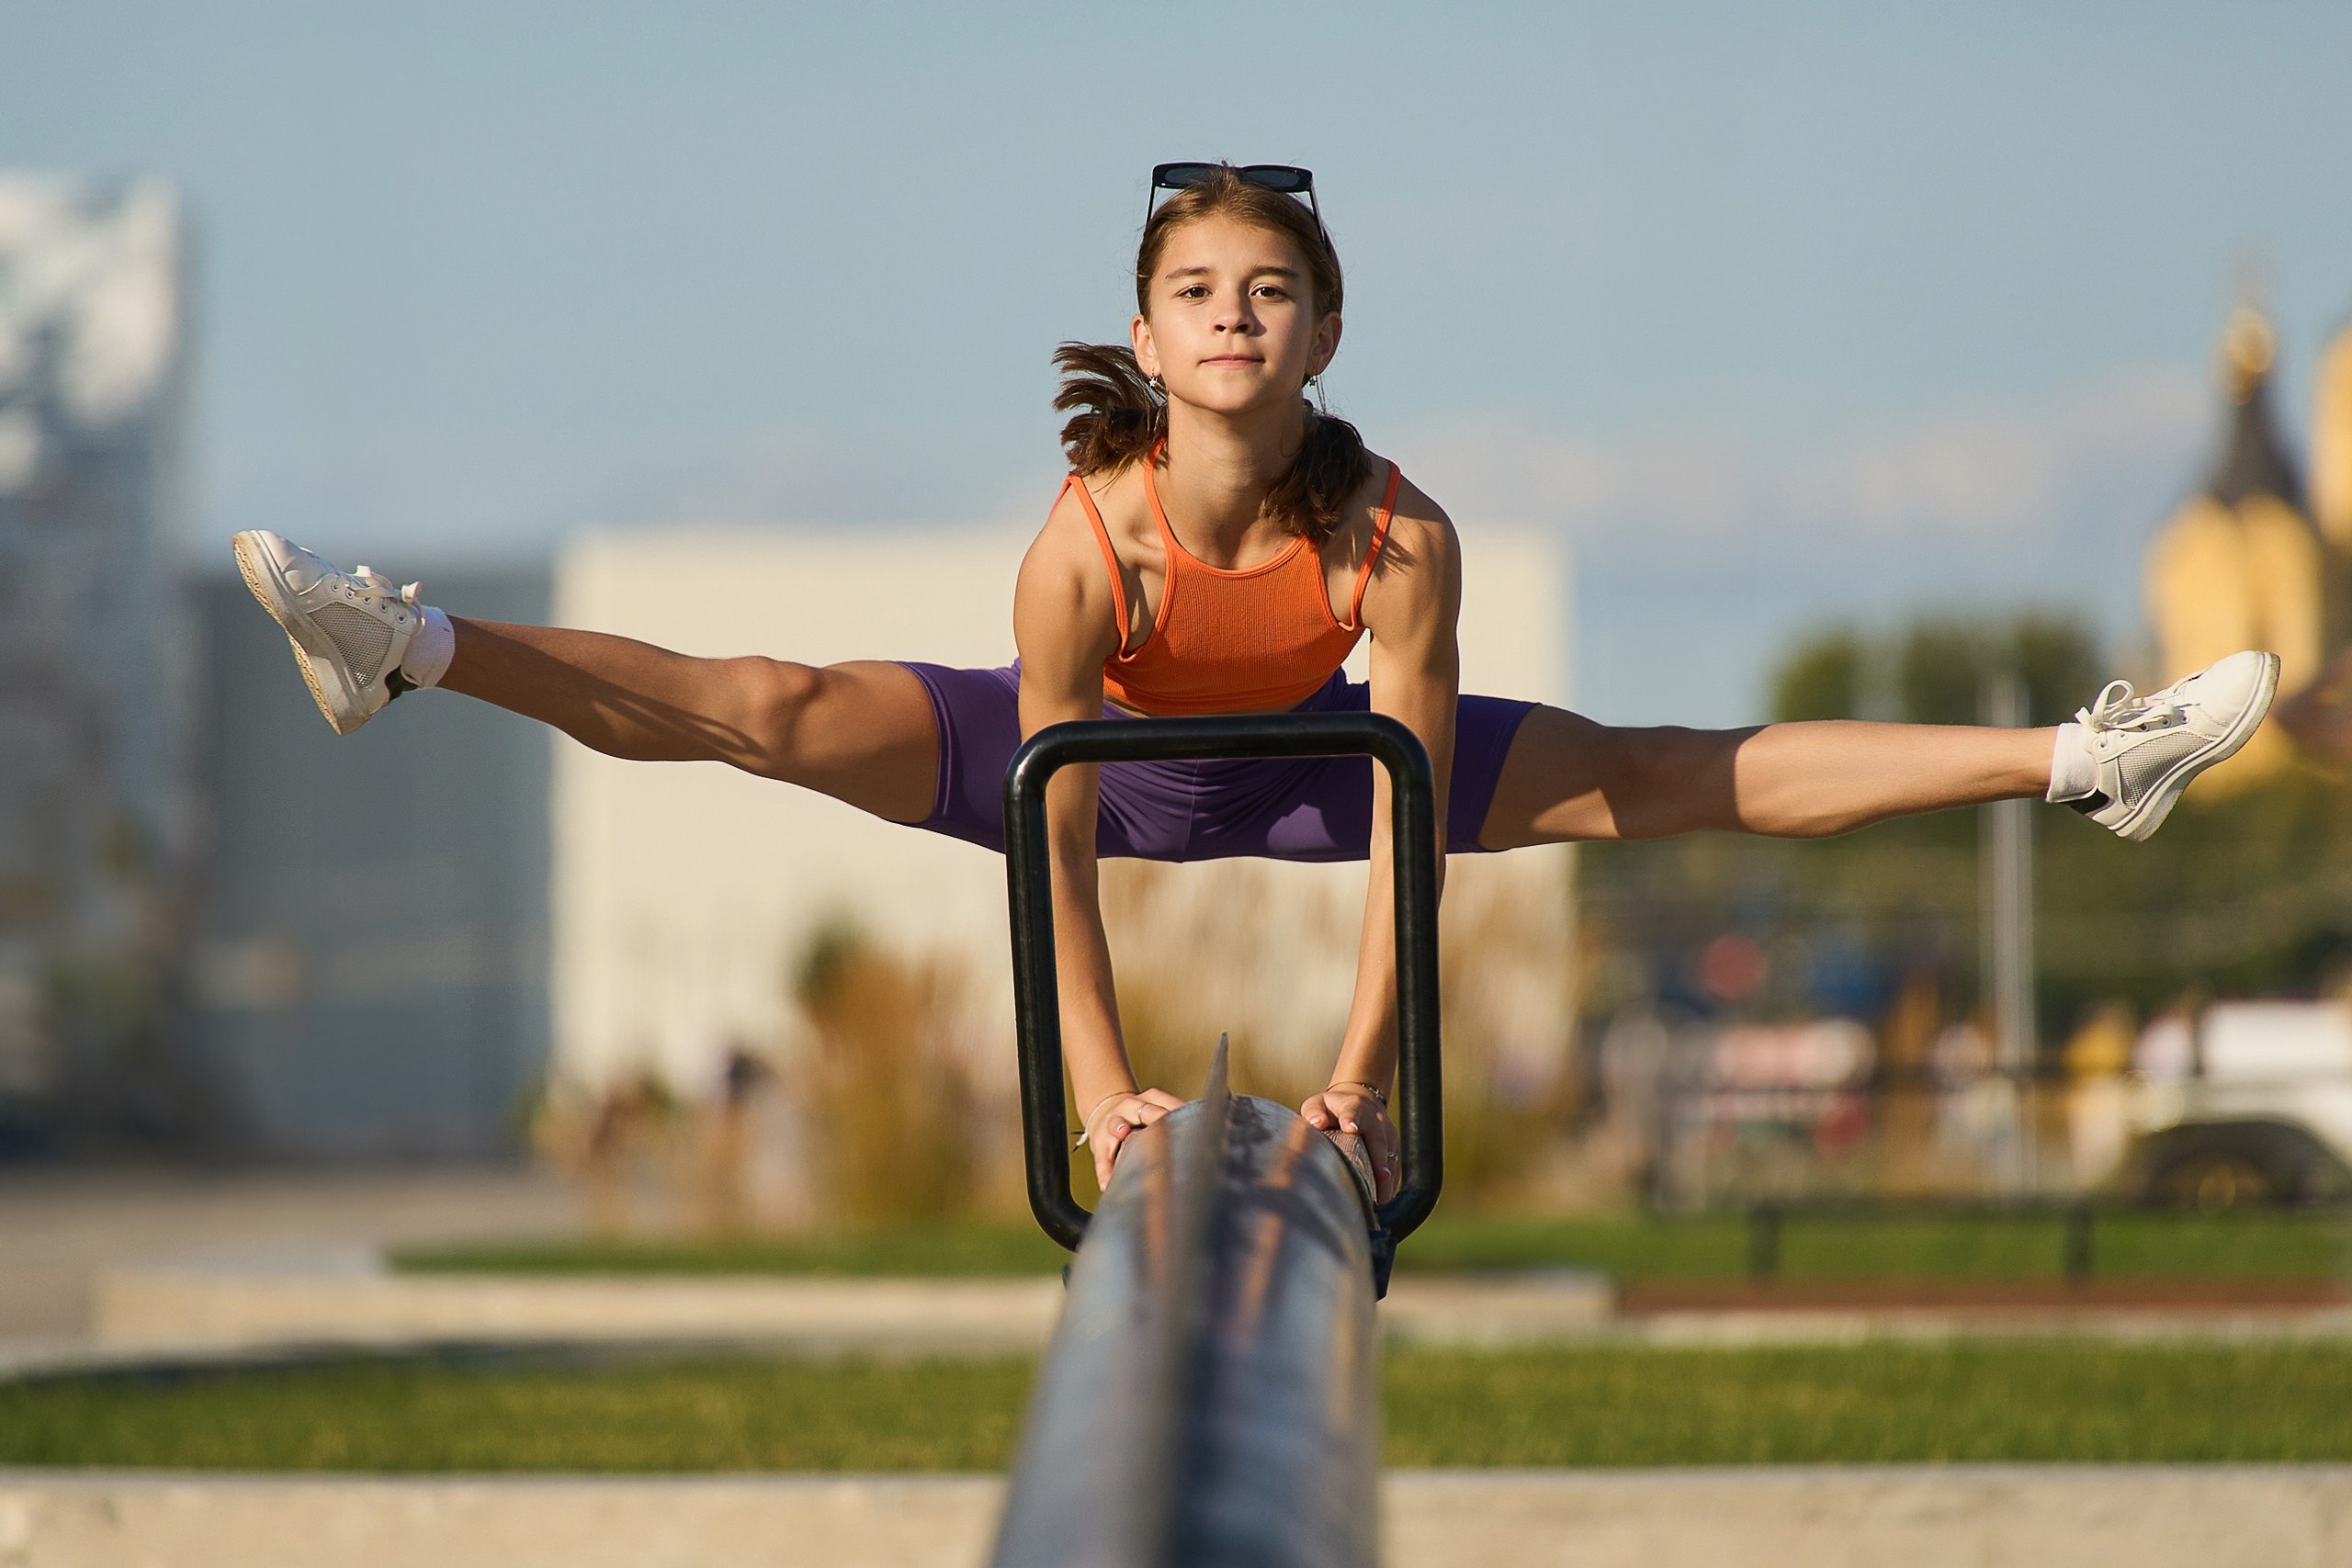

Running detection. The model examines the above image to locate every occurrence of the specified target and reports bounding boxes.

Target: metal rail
[1001,710,1446,1281]
[992,711,1443,1568]
[989,1039,1382,1568]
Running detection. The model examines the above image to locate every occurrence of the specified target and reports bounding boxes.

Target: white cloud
[650,423,1056,527]
[245,367,2216,597]
[1400,366,2207,552]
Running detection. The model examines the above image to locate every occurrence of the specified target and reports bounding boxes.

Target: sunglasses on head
[1148,163,1321,231]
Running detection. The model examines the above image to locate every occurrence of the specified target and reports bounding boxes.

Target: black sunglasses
[1148,163,1321,231]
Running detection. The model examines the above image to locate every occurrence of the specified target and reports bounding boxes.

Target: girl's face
[1132,213,1340,423]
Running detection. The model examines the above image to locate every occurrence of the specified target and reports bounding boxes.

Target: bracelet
[1073,1089,1137,1149]
[1326,1078,1389,1107]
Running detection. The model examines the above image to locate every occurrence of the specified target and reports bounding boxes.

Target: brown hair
[1054,165,1369,544]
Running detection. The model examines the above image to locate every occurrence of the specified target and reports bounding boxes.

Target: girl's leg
[232,528,940,821]
[1477,709,2052,847]
[442,618,938,823]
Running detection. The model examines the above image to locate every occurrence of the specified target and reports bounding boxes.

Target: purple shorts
[899,662,1537,862]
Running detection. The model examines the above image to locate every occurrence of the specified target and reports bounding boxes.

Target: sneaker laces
[352,566,424,605]
[2078,679,2182,734]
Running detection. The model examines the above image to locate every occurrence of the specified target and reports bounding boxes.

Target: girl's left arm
[1305,489,1463,1200]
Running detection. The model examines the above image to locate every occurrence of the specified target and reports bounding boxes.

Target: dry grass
[14,1342,2352,1470]
[1098,853,1576,1206]
[1098,860,1343,1109]
[790,919,989,1226]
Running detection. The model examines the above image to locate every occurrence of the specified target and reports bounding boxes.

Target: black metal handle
[1003,711,1443,1255]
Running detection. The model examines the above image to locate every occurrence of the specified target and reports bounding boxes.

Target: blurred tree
[792,917,981,1226]
[1770,629,1866,722]
[1581,606,2352,1205]
[1595,601,2352,1032]
[1763,614,2106,730]
[2008,615,2102,728]
[1896,621,1991,725]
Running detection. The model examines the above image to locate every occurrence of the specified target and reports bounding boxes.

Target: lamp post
[1980,671,2038,1198]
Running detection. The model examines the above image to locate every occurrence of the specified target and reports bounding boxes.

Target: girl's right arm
[1013,485,1182,1189]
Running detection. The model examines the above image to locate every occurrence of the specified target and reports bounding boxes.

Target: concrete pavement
[0,1165,576,1344]
[2,1467,2346,1568]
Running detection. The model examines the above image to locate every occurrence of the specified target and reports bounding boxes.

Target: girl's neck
[1157,399,1308,553]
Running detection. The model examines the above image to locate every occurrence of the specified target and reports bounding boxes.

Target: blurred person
[2064,1004,2136,1188]
[1929,1019,2011,1168]
[1592,1007,1671,1190]
[1955,1071,2022,1184]
[581,1073,670,1237]
[228,164,2279,1203]
[695,1044,772,1235]
[1876,970,1943,1177]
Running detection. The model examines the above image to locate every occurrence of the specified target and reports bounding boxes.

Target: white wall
[549,521,1573,1098]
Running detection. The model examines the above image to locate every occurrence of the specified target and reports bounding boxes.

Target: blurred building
[2317,315,2352,610]
[548,522,1576,1113]
[0,176,191,1149]
[2262,309,2352,765]
[187,568,555,1159]
[2143,305,2326,784]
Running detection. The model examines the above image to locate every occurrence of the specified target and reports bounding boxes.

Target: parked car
[2120,1000,2352,1208]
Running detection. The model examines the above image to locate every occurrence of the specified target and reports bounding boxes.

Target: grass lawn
[1399,1210,2352,1281]
[394,1224,1073,1280]
[7,1342,2352,1471]
[393,1210,2352,1284]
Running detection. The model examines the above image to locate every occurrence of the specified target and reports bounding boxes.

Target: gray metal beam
[993,710,1435,1566]
[989,1040,1380,1568]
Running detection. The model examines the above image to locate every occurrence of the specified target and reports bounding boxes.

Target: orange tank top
[1062,453,1400,716]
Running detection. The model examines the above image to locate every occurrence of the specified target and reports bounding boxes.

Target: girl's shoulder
[1023,458,1157,598]
[1346,452,1460,629]
[1041,457,1154,552]
[1017,476,1127,665]
[1349,450,1456,564]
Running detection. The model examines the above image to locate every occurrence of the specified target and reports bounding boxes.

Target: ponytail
[1052,342,1371,546]
[1053,342,1164,479]
[1261,403,1369,547]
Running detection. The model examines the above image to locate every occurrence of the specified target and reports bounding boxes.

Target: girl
[232,164,2278,1202]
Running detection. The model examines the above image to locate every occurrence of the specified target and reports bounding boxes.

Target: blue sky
[8,2,2350,724]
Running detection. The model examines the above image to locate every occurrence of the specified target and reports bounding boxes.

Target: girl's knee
[733,658,828,774]
[1596,724,1740,839]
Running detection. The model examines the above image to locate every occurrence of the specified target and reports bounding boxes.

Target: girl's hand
[1081,1088,1185,1191]
[1301,1085,1399,1202]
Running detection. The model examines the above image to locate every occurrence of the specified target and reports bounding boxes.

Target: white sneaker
[231,530,424,734]
[2060,650,2281,841]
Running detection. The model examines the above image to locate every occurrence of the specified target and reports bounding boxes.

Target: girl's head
[1057,164,1368,541]
[1133,166,1345,355]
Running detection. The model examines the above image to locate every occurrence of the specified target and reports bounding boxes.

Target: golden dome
[2222,305,2277,403]
[2315,316,2352,550]
[2144,302,2322,789]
